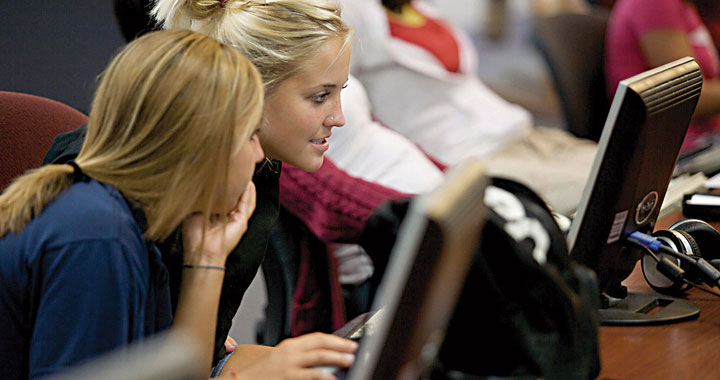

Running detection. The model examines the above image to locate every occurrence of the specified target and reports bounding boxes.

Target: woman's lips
[310,137,329,152]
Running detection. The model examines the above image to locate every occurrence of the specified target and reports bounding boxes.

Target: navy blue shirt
[0,179,172,379]
[43,125,281,363]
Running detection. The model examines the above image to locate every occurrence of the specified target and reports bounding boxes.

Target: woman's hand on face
[227,332,358,380]
[182,182,256,266]
[225,335,238,354]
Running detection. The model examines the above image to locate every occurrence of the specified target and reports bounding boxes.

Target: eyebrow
[319,79,349,89]
[306,79,348,92]
[305,84,337,93]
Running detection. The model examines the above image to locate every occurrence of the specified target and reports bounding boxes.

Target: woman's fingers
[225,335,238,353]
[226,182,256,236]
[297,349,355,369]
[277,333,357,368]
[283,332,357,354]
[182,181,257,264]
[226,334,357,380]
[233,181,256,221]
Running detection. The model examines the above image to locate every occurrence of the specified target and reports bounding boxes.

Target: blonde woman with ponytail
[150,1,365,378]
[153,0,353,172]
[0,29,268,379]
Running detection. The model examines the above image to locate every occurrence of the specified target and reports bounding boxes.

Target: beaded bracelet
[182,264,226,271]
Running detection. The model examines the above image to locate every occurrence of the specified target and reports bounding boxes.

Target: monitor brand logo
[635,191,658,225]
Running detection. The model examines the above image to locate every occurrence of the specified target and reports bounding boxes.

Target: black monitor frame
[567,57,703,325]
[346,159,488,380]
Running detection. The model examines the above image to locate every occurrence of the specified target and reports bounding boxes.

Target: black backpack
[361,177,601,380]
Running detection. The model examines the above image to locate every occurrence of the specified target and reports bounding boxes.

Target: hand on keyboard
[229,333,357,380]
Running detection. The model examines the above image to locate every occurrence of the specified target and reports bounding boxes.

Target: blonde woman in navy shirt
[0,29,356,379]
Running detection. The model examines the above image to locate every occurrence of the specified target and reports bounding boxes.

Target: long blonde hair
[0,29,264,240]
[152,0,353,94]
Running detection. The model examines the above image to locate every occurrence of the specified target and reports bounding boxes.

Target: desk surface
[598,211,720,380]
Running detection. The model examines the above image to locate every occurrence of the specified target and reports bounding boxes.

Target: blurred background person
[605,0,720,153]
[339,0,598,215]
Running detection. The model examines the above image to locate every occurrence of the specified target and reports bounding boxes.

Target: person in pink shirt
[605,0,720,152]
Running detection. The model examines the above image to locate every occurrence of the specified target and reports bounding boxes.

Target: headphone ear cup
[642,230,694,295]
[672,229,702,258]
[671,229,709,286]
[669,219,720,261]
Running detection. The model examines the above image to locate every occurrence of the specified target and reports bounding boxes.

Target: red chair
[0,91,87,191]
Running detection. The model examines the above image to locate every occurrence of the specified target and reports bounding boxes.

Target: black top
[43,125,281,364]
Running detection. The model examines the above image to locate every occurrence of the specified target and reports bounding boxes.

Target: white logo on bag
[485,186,550,265]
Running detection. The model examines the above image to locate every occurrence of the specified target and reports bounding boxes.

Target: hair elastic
[220,0,228,7]
[67,161,85,183]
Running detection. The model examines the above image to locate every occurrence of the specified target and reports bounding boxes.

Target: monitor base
[599,291,700,325]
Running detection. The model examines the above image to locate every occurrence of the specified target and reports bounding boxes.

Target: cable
[629,231,720,289]
[627,231,662,253]
[625,237,661,263]
[625,235,686,285]
[628,231,695,264]
[658,245,697,266]
[682,279,720,298]
[625,231,720,300]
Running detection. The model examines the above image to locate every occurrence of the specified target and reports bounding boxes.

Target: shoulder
[0,179,151,306]
[612,0,686,30]
[614,0,682,13]
[30,179,143,249]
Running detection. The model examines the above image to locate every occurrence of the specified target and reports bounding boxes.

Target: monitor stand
[598,292,700,325]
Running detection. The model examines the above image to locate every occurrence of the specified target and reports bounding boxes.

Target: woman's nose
[324,103,345,128]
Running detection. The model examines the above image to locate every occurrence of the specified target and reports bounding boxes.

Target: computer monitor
[44,332,203,380]
[345,159,488,380]
[567,57,703,324]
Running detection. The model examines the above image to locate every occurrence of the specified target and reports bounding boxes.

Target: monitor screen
[346,159,488,380]
[567,57,702,323]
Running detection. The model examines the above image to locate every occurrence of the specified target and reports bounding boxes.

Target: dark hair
[382,0,412,13]
[695,0,720,15]
[113,0,160,42]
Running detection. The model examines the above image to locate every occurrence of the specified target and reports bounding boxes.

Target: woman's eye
[312,92,330,103]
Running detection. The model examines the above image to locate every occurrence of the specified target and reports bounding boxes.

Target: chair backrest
[0,91,88,191]
[533,10,610,141]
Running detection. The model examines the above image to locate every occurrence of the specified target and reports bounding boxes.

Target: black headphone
[641,219,720,295]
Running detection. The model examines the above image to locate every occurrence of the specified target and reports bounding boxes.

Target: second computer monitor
[567,57,702,323]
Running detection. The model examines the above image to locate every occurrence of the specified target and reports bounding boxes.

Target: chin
[296,155,325,172]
